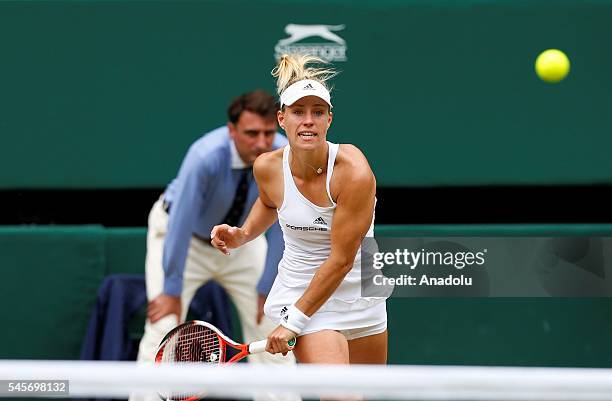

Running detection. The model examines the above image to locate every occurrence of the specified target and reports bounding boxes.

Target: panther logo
[277,24,346,46]
[274,24,348,62]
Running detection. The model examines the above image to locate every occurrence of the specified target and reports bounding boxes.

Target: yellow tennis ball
[535,49,570,83]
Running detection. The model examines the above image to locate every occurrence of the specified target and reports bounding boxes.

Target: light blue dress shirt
[162,126,288,296]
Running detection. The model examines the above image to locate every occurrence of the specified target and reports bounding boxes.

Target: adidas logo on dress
[313,217,327,225]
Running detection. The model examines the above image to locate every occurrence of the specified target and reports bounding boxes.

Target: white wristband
[280,304,311,335]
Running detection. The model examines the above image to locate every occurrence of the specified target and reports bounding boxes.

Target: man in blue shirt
[133,90,296,401]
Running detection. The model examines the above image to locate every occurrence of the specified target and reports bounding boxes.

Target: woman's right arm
[210,153,279,254]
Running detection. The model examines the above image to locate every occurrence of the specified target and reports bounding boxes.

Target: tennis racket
[155,320,296,400]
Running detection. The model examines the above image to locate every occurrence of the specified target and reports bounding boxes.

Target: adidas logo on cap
[303,83,315,90]
[313,217,327,225]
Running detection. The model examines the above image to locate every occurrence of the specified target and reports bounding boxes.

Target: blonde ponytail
[272,54,337,96]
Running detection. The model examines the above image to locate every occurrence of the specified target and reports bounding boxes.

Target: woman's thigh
[347,330,388,364]
[293,330,350,364]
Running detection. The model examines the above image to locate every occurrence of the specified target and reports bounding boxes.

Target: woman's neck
[290,142,328,179]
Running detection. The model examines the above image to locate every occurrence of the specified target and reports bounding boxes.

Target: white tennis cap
[280,79,333,108]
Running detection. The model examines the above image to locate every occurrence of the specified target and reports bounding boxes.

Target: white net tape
[1,361,612,400]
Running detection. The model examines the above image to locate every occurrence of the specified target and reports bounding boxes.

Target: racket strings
[163,324,222,365]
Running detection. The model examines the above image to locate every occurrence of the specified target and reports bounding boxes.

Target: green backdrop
[1,0,611,188]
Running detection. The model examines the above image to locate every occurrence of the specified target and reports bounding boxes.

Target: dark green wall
[0,226,107,359]
[387,298,612,367]
[2,224,612,367]
[1,0,611,188]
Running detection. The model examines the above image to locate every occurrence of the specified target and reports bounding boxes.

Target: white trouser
[130,199,298,401]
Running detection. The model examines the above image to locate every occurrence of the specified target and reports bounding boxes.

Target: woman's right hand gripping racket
[155,320,296,400]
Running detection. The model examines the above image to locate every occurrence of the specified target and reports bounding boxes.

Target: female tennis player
[211,54,387,366]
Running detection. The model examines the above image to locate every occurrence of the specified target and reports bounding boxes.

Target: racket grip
[248,338,297,354]
[248,340,268,354]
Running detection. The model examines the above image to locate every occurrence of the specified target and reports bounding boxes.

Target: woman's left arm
[295,166,375,315]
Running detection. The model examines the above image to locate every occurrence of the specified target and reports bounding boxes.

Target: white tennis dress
[264,142,387,338]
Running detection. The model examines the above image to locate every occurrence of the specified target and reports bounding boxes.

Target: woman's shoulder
[253,148,284,178]
[256,147,284,165]
[336,143,371,173]
[333,143,375,189]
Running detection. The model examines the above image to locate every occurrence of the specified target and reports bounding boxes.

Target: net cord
[1,361,612,400]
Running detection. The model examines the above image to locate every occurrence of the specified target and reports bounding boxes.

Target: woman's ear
[277,109,286,130]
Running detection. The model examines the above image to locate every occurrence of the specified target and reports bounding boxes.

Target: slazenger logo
[274,24,347,62]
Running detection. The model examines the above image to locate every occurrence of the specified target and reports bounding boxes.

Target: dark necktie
[221,167,251,227]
